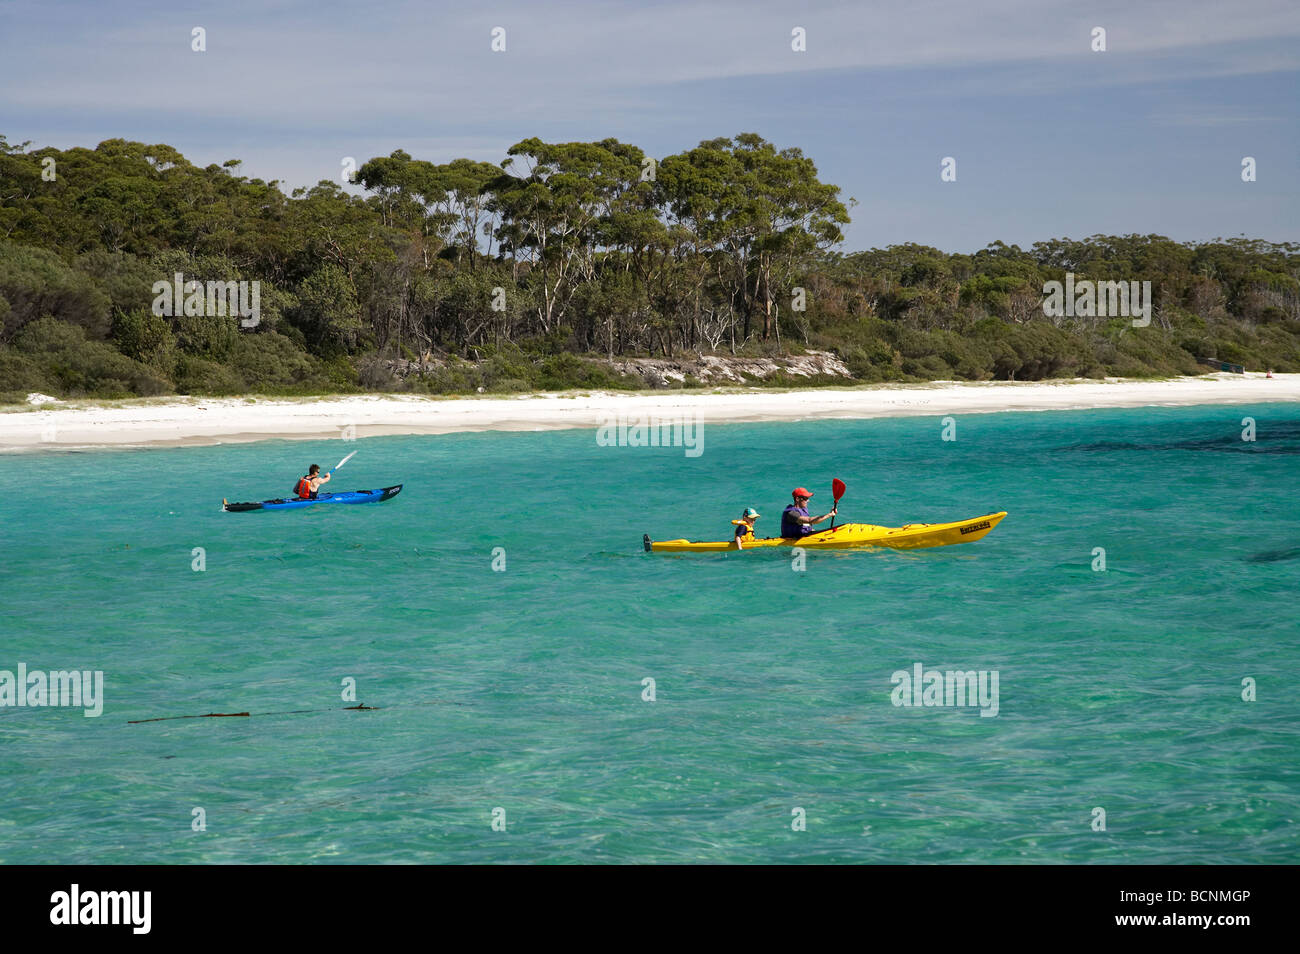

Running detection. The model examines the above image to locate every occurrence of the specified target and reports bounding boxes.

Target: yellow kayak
[644,512,1007,552]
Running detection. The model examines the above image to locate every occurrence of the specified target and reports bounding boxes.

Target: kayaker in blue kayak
[293,465,332,500]
[781,487,837,538]
[732,508,761,549]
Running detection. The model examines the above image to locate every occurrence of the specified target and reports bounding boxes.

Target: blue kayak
[223,485,403,512]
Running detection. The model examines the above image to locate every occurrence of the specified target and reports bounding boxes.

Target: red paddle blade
[832,478,846,502]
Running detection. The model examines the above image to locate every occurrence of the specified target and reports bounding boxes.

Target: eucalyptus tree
[487,137,642,336]
[658,134,848,344]
[744,136,850,342]
[422,158,503,270]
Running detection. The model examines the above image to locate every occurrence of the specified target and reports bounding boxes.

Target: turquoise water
[1,404,1297,864]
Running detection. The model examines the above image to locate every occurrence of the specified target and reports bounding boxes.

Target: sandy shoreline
[3,374,1297,451]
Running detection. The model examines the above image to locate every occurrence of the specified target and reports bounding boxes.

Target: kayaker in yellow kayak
[781,487,837,538]
[732,508,761,549]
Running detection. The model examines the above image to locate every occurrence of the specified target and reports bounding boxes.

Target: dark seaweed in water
[1066,420,1300,454]
[1243,546,1300,564]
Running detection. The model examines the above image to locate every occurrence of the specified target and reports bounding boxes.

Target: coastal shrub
[1114,329,1200,376]
[901,353,953,379]
[834,345,871,378]
[1212,340,1252,367]
[927,329,994,379]
[0,242,113,341]
[407,356,485,394]
[112,307,177,376]
[1255,325,1300,371]
[0,347,52,395]
[958,275,1034,319]
[890,325,939,361]
[173,311,238,360]
[74,250,156,317]
[322,355,361,391]
[293,264,362,354]
[475,345,538,386]
[12,316,170,397]
[228,331,327,392]
[820,313,915,379]
[1109,353,1158,378]
[975,322,1091,379]
[483,376,533,394]
[764,370,855,389]
[1174,334,1213,362]
[536,352,635,391]
[356,352,398,390]
[173,354,245,395]
[403,355,501,393]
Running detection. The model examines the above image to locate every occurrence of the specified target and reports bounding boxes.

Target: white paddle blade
[333,451,357,472]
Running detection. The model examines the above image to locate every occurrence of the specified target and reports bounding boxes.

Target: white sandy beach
[2,373,1297,451]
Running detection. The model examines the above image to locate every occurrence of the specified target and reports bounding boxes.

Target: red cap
[792,487,814,498]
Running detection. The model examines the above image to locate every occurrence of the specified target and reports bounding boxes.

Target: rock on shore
[382,350,852,388]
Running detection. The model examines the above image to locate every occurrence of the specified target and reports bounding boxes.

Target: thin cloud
[4,0,1299,121]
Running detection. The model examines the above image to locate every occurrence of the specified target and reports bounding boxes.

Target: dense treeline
[1,133,1298,401]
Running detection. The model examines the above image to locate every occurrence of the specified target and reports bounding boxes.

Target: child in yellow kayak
[732,508,761,549]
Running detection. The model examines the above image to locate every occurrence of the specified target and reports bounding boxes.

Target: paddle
[330,451,356,476]
[316,451,356,499]
[830,477,846,528]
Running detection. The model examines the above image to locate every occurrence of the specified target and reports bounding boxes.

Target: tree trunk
[761,253,773,339]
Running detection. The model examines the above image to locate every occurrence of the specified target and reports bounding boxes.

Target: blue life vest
[782,504,810,537]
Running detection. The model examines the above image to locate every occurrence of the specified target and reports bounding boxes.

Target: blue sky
[2,0,1297,252]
